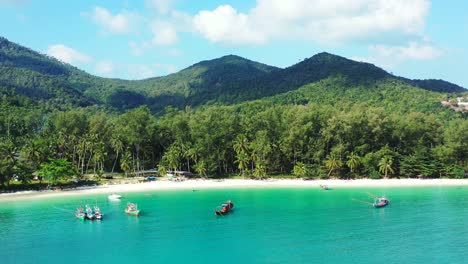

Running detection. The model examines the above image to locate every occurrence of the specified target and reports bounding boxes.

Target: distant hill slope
[408,79,467,93]
[0,37,99,108]
[0,36,466,112]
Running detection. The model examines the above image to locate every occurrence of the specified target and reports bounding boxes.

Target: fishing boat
[214,200,234,216]
[94,205,103,220]
[320,184,330,190]
[85,204,96,220]
[75,206,85,220]
[373,197,389,208]
[108,193,122,200]
[125,202,140,216]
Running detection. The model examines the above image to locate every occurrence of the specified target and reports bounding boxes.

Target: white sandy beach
[1,178,468,202]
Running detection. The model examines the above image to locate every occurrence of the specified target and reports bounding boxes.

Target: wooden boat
[108,193,122,200]
[85,204,96,220]
[215,200,234,215]
[125,202,140,216]
[94,205,103,220]
[75,206,85,220]
[373,197,389,208]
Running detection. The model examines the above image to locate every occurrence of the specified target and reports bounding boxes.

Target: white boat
[108,193,122,200]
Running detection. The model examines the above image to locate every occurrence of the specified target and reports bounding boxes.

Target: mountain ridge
[0,36,466,112]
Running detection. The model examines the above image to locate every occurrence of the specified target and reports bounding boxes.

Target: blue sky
[0,0,467,87]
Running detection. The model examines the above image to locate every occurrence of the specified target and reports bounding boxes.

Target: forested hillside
[0,36,467,189]
[1,37,466,112]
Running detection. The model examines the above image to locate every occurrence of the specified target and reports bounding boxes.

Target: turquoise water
[1,187,468,263]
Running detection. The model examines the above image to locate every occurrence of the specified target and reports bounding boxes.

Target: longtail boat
[215,200,234,216]
[85,204,96,220]
[320,184,330,190]
[125,202,140,216]
[373,197,389,208]
[75,206,85,220]
[94,205,103,220]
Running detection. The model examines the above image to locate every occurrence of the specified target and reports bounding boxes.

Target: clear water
[1,187,468,264]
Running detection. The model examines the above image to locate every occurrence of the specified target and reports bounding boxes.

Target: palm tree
[0,140,18,188]
[235,151,250,177]
[346,152,361,173]
[325,154,342,178]
[186,147,199,167]
[293,162,306,178]
[157,164,167,177]
[120,151,132,177]
[110,137,123,174]
[165,146,181,172]
[253,162,266,179]
[378,156,395,178]
[194,160,207,177]
[23,140,41,170]
[233,134,249,155]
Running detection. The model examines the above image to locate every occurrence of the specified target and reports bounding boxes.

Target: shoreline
[1,178,468,202]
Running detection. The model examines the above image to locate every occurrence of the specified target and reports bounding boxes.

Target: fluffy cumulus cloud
[352,41,443,69]
[87,6,138,34]
[193,5,265,45]
[192,0,431,45]
[47,44,92,65]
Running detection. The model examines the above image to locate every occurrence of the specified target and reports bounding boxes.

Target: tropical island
[0,36,467,195]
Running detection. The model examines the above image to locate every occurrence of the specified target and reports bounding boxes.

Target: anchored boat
[75,206,85,220]
[125,202,140,216]
[215,200,234,216]
[85,204,95,220]
[94,205,103,220]
[320,184,330,190]
[108,193,122,200]
[373,197,389,208]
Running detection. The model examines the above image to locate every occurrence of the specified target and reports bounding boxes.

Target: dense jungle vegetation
[0,37,467,189]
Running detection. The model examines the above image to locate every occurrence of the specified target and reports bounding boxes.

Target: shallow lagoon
[1,187,468,263]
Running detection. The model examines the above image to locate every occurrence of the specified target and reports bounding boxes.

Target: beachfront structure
[456,97,468,106]
[166,170,194,180]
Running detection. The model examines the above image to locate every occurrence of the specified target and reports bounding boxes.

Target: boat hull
[86,215,96,220]
[215,210,232,216]
[373,201,389,208]
[214,201,234,216]
[76,214,85,220]
[125,210,140,216]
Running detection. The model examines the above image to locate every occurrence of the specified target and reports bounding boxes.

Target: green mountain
[0,36,466,112]
[0,37,98,108]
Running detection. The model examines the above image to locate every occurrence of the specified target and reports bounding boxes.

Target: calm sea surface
[1,186,468,264]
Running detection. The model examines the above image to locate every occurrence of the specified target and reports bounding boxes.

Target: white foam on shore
[1,178,468,202]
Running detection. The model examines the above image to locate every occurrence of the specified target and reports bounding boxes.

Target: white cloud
[87,6,138,34]
[146,0,173,14]
[95,60,115,75]
[352,41,443,69]
[192,0,431,45]
[128,20,179,56]
[47,44,92,65]
[193,5,265,45]
[92,60,177,79]
[151,21,178,46]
